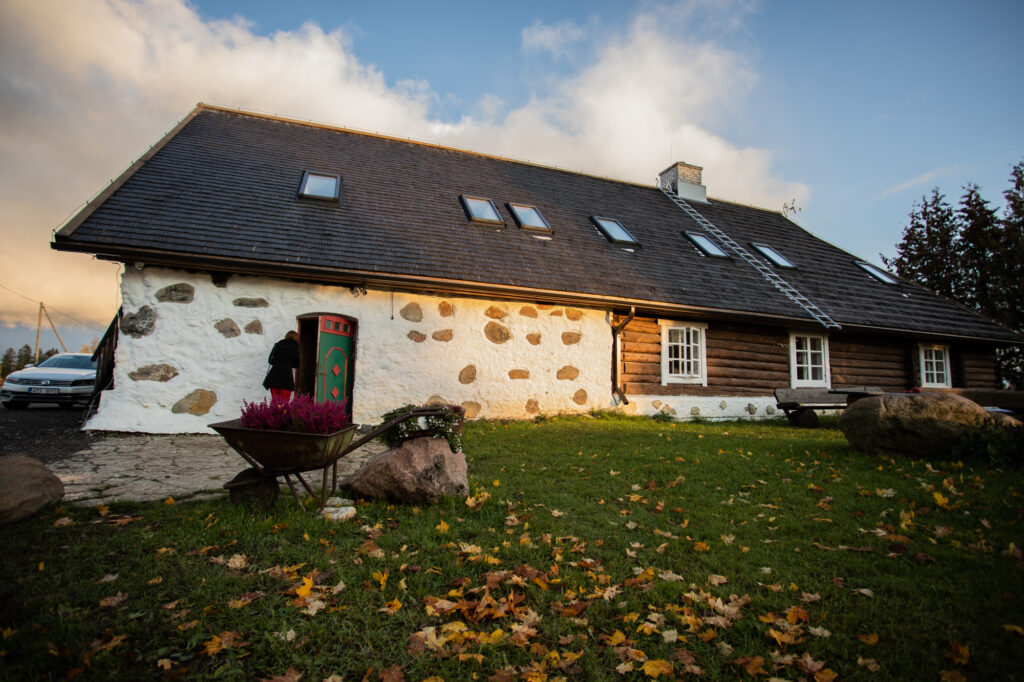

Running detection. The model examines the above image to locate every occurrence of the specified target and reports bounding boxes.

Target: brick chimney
[659,161,707,203]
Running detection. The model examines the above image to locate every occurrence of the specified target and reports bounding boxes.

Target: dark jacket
[263,338,300,390]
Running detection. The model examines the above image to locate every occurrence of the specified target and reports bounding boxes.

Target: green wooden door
[315,315,355,414]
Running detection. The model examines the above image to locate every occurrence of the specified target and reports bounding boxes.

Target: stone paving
[48,433,387,505]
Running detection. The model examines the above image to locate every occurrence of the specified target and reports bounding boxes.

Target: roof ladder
[658,186,841,329]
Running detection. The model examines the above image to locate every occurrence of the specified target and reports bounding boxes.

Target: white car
[2,352,97,409]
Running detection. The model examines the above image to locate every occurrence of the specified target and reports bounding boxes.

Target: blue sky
[1,0,1022,353]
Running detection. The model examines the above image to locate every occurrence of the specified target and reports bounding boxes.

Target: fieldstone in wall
[556,365,579,381]
[215,319,241,338]
[691,406,701,416]
[719,401,728,410]
[663,405,677,416]
[155,283,194,303]
[565,308,583,321]
[233,297,269,308]
[172,389,217,415]
[766,406,776,415]
[244,320,263,335]
[519,306,537,318]
[525,399,539,414]
[746,403,758,415]
[561,331,582,345]
[458,365,477,384]
[652,400,662,409]
[128,364,179,382]
[549,309,563,317]
[426,395,447,406]
[485,321,511,344]
[526,333,542,345]
[120,305,156,338]
[508,369,530,380]
[485,305,507,319]
[400,303,423,322]
[572,389,588,405]
[461,401,481,419]
[439,301,454,317]
[432,329,453,342]
[408,331,426,343]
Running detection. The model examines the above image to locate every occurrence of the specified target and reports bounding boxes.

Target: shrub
[377,403,465,452]
[240,394,351,434]
[951,422,1023,468]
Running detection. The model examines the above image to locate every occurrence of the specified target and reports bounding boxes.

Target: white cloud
[0,0,807,329]
[521,19,586,59]
[875,167,951,198]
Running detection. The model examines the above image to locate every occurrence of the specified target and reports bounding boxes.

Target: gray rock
[399,302,422,322]
[155,283,195,303]
[343,437,468,503]
[120,305,156,338]
[171,389,218,415]
[215,319,241,338]
[128,364,179,382]
[0,455,64,524]
[233,297,269,308]
[839,392,991,458]
[244,320,263,335]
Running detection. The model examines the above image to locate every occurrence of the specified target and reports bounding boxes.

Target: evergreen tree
[883,188,962,300]
[15,344,32,370]
[1,348,14,378]
[885,162,1024,388]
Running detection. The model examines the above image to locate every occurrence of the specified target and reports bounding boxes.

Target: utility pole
[34,303,42,364]
[42,304,67,353]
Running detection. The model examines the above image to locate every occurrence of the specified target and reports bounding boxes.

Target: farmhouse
[52,105,1020,433]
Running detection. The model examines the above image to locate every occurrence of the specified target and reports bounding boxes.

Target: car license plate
[29,387,59,394]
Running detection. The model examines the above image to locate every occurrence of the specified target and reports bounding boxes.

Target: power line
[0,282,106,332]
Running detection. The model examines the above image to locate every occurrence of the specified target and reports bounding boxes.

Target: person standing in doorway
[263,331,300,402]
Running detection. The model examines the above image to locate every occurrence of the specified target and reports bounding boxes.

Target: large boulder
[0,454,65,524]
[342,437,468,503]
[839,392,991,458]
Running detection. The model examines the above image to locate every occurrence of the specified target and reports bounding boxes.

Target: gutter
[611,306,636,404]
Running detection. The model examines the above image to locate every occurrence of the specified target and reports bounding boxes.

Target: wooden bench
[774,387,882,427]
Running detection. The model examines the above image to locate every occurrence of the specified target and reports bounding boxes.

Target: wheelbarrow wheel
[224,468,279,510]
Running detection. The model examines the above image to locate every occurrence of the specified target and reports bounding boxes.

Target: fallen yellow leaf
[295,576,313,599]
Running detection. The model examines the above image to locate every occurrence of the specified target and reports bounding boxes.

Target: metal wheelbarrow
[210,405,449,512]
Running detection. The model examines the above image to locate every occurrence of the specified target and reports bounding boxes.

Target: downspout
[611,306,636,404]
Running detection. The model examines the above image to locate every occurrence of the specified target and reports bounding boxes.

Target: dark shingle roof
[54,105,1019,343]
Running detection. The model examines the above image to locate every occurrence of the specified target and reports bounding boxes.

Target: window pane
[856,261,899,284]
[300,172,339,199]
[594,217,638,244]
[510,204,550,230]
[465,197,501,222]
[686,232,728,258]
[752,243,795,268]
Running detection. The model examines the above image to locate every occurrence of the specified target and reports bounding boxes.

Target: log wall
[616,314,1002,396]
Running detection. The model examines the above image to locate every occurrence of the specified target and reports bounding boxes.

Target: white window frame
[919,344,952,388]
[659,320,708,386]
[789,333,831,388]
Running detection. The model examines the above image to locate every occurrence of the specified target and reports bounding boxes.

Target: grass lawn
[1,415,1022,681]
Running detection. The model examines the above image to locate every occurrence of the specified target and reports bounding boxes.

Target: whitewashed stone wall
[86,266,614,434]
[618,395,780,421]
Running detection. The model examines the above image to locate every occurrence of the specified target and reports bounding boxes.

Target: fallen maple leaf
[857,633,879,645]
[947,641,970,666]
[641,659,673,678]
[1003,624,1024,637]
[53,517,74,527]
[379,598,402,614]
[693,541,711,552]
[99,592,128,608]
[380,665,405,682]
[708,574,728,586]
[260,666,303,682]
[226,554,249,570]
[815,669,838,682]
[939,670,967,682]
[295,577,313,599]
[857,656,881,672]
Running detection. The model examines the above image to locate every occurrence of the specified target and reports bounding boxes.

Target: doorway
[296,313,357,416]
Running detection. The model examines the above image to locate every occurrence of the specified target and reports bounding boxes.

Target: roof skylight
[508,203,551,232]
[856,261,899,284]
[685,231,729,258]
[460,195,503,224]
[751,242,796,268]
[592,217,638,245]
[299,171,341,201]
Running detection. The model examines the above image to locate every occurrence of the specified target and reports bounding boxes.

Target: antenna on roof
[782,199,803,217]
